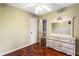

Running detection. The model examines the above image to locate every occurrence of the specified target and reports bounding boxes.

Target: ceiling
[7,3,74,16]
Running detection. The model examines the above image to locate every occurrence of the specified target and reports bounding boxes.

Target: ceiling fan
[25,3,51,14]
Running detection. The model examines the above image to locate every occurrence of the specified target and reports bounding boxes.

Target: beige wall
[0,4,38,55]
[40,4,79,55]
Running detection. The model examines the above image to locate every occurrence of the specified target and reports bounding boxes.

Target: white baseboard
[30,41,38,45]
[0,42,38,56]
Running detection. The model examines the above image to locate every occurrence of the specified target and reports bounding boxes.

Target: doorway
[39,19,47,47]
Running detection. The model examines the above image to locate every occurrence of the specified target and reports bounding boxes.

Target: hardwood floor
[4,42,68,56]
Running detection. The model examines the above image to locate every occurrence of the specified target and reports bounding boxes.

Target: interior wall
[40,4,79,55]
[0,4,38,55]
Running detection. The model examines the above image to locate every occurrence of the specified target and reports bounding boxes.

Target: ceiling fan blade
[41,5,51,11]
[35,6,39,14]
[25,4,37,7]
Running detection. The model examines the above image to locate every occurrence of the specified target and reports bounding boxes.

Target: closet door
[30,16,38,44]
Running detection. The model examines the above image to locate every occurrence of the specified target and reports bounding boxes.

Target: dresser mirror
[51,16,75,37]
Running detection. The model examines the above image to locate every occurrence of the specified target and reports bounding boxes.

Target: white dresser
[46,35,75,56]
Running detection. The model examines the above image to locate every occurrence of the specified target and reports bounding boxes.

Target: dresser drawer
[62,43,75,50]
[61,38,75,44]
[46,39,54,48]
[53,41,62,52]
[62,47,75,55]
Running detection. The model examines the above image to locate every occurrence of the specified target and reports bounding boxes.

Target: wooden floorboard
[4,42,68,56]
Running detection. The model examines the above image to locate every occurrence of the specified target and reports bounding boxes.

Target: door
[30,16,38,44]
[39,19,47,47]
